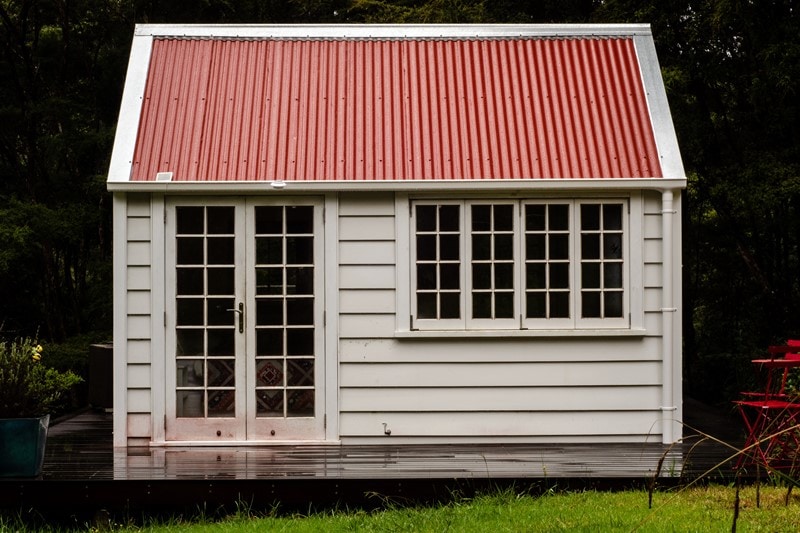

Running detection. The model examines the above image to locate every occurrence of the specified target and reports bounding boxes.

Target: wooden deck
[0,402,744,515]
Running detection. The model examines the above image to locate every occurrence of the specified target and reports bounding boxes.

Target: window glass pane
[177,391,204,418]
[495,292,514,318]
[603,204,622,231]
[255,206,283,234]
[416,205,437,231]
[440,293,460,319]
[526,234,546,260]
[494,234,513,260]
[605,292,623,317]
[256,267,283,295]
[177,298,203,326]
[207,267,234,295]
[549,234,569,260]
[207,298,234,326]
[287,236,313,264]
[287,359,314,387]
[177,360,204,387]
[177,237,204,265]
[550,292,570,318]
[439,205,460,231]
[604,263,623,288]
[494,205,513,231]
[207,359,235,387]
[287,390,315,417]
[603,234,623,259]
[207,237,233,264]
[550,263,569,289]
[287,328,314,356]
[286,206,313,233]
[472,234,491,260]
[526,263,546,289]
[581,234,600,259]
[417,264,436,290]
[176,207,204,234]
[208,390,235,417]
[257,329,284,356]
[176,330,203,356]
[417,235,437,260]
[206,207,234,234]
[526,205,546,231]
[472,292,491,318]
[257,298,284,326]
[473,263,491,289]
[207,329,234,356]
[472,205,491,231]
[256,359,284,387]
[581,204,600,230]
[440,263,460,289]
[287,298,314,325]
[582,263,600,288]
[256,237,282,265]
[495,263,514,289]
[177,268,203,295]
[549,204,569,231]
[526,293,546,318]
[417,293,437,318]
[582,292,601,318]
[440,234,459,260]
[286,267,313,295]
[257,390,284,417]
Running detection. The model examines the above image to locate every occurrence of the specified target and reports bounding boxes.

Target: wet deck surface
[0,401,745,513]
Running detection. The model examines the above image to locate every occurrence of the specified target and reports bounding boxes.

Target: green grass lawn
[20,485,789,533]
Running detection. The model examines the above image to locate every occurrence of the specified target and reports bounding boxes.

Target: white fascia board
[107,178,686,194]
[134,23,654,40]
[634,34,686,181]
[107,33,153,183]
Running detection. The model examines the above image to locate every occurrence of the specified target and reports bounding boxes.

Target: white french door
[165,197,325,442]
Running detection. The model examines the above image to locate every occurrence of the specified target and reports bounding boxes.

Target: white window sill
[394,328,647,339]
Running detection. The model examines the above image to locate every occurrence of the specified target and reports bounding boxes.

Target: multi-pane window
[412,199,628,330]
[414,204,461,321]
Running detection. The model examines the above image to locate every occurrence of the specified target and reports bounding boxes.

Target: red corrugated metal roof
[131,37,662,181]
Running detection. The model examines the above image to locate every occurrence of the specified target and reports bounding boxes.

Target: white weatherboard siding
[337,192,668,444]
[123,195,153,446]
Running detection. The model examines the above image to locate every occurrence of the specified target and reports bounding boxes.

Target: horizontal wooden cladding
[340,411,662,437]
[340,361,660,387]
[341,385,661,412]
[132,37,662,182]
[339,338,662,362]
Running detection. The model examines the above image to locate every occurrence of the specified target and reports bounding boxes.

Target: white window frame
[402,195,639,333]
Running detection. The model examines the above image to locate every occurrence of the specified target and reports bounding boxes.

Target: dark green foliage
[0,337,82,418]
[1,0,798,406]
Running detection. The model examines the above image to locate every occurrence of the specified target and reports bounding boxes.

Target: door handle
[227,302,244,333]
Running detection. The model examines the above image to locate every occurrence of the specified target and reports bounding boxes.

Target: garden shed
[107,23,685,449]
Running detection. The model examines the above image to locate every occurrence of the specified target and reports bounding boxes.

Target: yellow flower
[32,344,43,361]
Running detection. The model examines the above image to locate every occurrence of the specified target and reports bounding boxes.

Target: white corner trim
[112,193,128,448]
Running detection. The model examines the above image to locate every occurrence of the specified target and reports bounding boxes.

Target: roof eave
[108,177,687,194]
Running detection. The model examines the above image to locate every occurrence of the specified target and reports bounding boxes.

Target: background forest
[1,0,798,406]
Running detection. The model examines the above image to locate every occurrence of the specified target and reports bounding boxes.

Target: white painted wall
[115,189,680,446]
[337,190,674,444]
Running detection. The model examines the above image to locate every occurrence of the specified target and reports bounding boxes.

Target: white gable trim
[108,34,153,183]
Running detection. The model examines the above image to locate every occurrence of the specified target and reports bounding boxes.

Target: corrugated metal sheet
[131,37,662,181]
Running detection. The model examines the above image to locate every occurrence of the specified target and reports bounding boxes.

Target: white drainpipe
[660,189,678,443]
